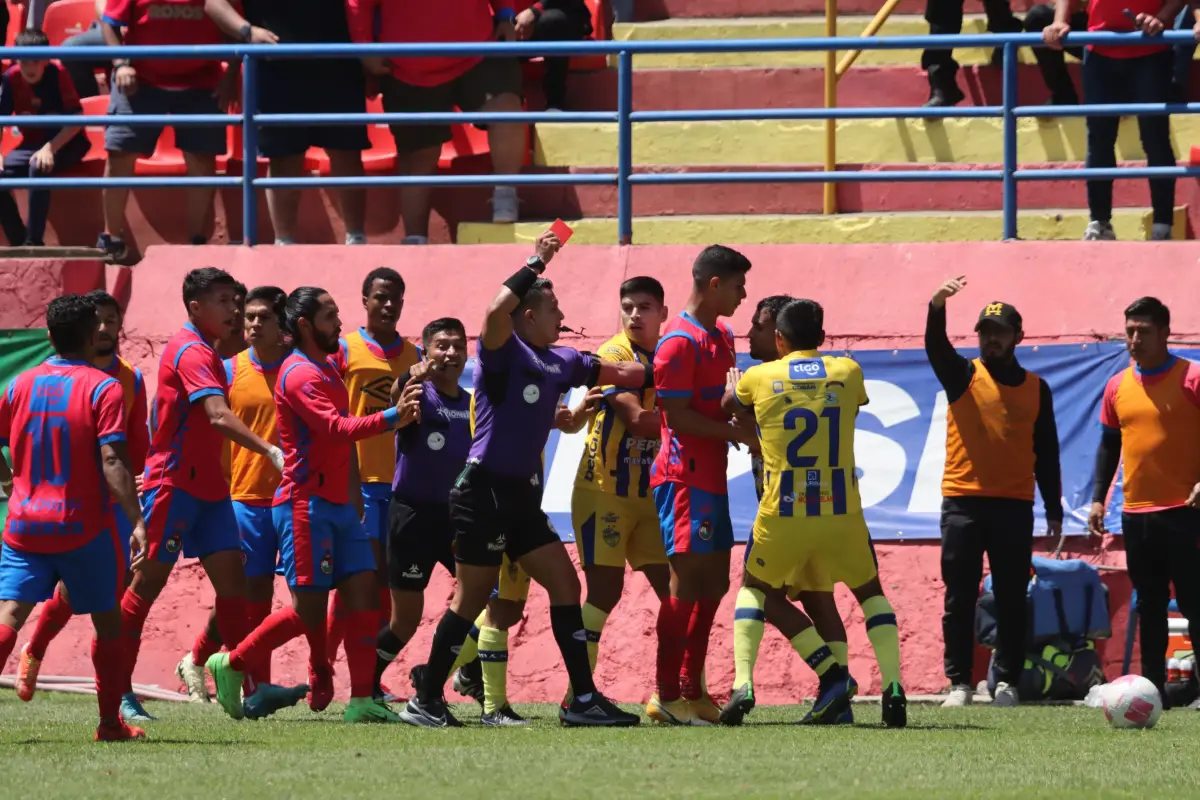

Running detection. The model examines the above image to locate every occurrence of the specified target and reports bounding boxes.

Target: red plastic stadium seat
[0,125,15,157]
[226,124,321,177]
[5,4,22,47]
[77,95,109,166]
[1190,145,1200,166]
[42,0,95,47]
[134,124,186,176]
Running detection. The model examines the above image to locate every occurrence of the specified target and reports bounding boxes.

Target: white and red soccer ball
[1103,675,1163,730]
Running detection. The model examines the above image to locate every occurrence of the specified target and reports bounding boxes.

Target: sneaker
[175,654,210,703]
[481,705,530,727]
[119,693,157,723]
[689,694,721,726]
[941,684,974,708]
[1083,221,1116,241]
[924,84,965,108]
[719,684,756,727]
[345,230,367,246]
[345,696,403,723]
[274,237,295,246]
[647,693,695,725]
[491,186,519,224]
[400,235,428,245]
[95,719,147,742]
[244,682,310,720]
[308,663,334,713]
[399,695,463,728]
[205,653,246,720]
[1151,223,1173,241]
[15,643,41,702]
[882,682,908,728]
[799,668,858,725]
[992,681,1018,708]
[560,693,640,727]
[453,662,485,707]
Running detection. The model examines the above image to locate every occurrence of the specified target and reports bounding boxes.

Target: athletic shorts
[387,497,455,591]
[275,495,375,591]
[0,529,125,615]
[572,488,666,570]
[492,554,531,603]
[105,82,227,157]
[362,482,392,546]
[653,482,734,557]
[380,58,523,153]
[449,461,559,568]
[746,512,878,591]
[234,500,278,579]
[141,485,239,564]
[256,63,369,159]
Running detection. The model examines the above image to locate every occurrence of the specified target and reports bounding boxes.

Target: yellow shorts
[493,554,531,603]
[747,512,878,592]
[571,488,667,570]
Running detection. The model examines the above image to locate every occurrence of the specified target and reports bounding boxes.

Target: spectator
[611,0,632,23]
[204,0,370,246]
[57,1,113,99]
[347,0,526,243]
[515,1,593,111]
[98,0,236,261]
[923,0,1023,106]
[1044,0,1180,241]
[0,29,90,247]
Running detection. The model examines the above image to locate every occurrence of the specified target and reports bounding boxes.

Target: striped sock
[450,610,485,673]
[477,625,509,715]
[862,595,902,687]
[791,627,836,677]
[581,602,608,673]
[733,587,766,690]
[828,640,849,668]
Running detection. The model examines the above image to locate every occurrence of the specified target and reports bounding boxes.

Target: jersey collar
[1135,353,1177,377]
[681,310,719,334]
[248,346,286,372]
[785,349,822,359]
[46,356,90,367]
[359,326,406,358]
[94,355,120,374]
[184,321,216,350]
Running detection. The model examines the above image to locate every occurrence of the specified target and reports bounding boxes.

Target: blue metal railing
[3,33,1199,245]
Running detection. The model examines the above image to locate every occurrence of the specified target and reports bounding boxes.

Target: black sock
[374,625,405,693]
[421,609,473,703]
[550,604,595,699]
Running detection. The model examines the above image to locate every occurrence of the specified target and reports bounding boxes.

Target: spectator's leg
[1124,512,1171,698]
[63,24,108,99]
[313,65,370,244]
[265,155,307,245]
[1082,50,1121,230]
[982,502,1033,689]
[610,0,634,23]
[25,0,55,30]
[981,0,1021,33]
[182,153,217,245]
[461,59,526,224]
[923,0,966,105]
[328,150,366,244]
[1172,6,1196,102]
[174,88,231,244]
[1024,4,1080,104]
[533,7,589,111]
[101,153,137,244]
[1132,51,1177,233]
[0,150,31,245]
[103,82,163,249]
[380,75,453,242]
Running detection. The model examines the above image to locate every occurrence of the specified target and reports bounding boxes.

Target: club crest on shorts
[698,520,713,541]
[522,384,540,404]
[165,533,182,554]
[320,551,333,575]
[427,432,445,451]
[603,525,620,547]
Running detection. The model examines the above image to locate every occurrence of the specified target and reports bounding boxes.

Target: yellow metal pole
[836,0,903,77]
[823,0,837,215]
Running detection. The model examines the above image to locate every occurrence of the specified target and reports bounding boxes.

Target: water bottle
[1168,657,1181,683]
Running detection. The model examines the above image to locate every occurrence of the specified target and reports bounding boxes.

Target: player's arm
[555,386,603,433]
[128,368,150,475]
[1032,377,1064,529]
[1089,375,1123,535]
[349,446,365,520]
[93,381,148,566]
[655,335,749,445]
[0,382,12,494]
[202,394,283,465]
[607,390,660,438]
[597,360,655,391]
[481,230,562,352]
[926,277,974,403]
[288,369,412,441]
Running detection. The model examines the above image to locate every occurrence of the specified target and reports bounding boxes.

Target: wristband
[503,265,539,299]
[239,23,253,42]
[495,7,516,22]
[642,362,655,389]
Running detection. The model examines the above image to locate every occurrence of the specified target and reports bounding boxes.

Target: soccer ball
[1103,675,1162,730]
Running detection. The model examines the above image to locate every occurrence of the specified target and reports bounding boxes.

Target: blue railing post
[617,50,633,245]
[242,54,259,247]
[1001,41,1018,241]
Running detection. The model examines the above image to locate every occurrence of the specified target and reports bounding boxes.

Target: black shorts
[387,497,456,591]
[256,62,370,159]
[450,461,559,568]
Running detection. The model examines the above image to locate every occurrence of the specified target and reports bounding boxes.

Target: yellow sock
[450,610,486,673]
[791,627,835,677]
[862,595,902,687]
[581,602,609,673]
[733,587,766,690]
[828,640,849,668]
[477,625,509,715]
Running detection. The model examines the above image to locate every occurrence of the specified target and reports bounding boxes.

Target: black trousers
[1123,507,1200,697]
[941,496,1033,686]
[530,4,593,110]
[922,0,1021,87]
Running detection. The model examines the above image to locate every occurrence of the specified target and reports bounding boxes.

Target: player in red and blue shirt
[207,286,418,725]
[0,294,148,742]
[648,245,754,725]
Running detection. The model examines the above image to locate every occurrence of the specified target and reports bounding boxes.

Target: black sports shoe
[408,664,427,696]
[559,693,640,727]
[453,661,485,707]
[399,695,462,728]
[924,83,965,108]
[799,666,858,725]
[882,682,907,728]
[719,683,756,726]
[481,705,529,727]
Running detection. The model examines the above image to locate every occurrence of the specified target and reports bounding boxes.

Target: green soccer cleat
[719,683,756,726]
[205,653,246,721]
[882,682,907,728]
[344,697,403,723]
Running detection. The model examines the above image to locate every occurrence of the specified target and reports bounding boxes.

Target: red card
[549,218,574,244]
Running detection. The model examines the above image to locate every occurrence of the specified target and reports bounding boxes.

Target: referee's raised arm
[925,276,974,402]
[481,230,562,351]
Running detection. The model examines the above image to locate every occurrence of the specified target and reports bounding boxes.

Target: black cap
[975,301,1022,332]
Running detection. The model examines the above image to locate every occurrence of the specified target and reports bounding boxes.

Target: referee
[926,276,1063,708]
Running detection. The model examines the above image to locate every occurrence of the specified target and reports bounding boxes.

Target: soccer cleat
[689,695,721,726]
[400,695,463,728]
[344,697,403,723]
[718,684,756,727]
[882,682,907,728]
[647,693,695,725]
[175,654,210,703]
[561,693,640,727]
[119,693,157,723]
[243,682,310,721]
[453,661,485,707]
[95,720,147,742]
[481,705,530,727]
[833,707,854,725]
[799,668,858,725]
[308,663,334,712]
[992,682,1018,708]
[941,684,974,708]
[16,643,41,702]
[205,653,246,721]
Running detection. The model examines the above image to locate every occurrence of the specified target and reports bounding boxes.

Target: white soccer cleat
[940,684,974,708]
[992,682,1018,708]
[175,654,211,703]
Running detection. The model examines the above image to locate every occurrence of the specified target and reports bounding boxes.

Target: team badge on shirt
[427,432,445,451]
[523,384,540,404]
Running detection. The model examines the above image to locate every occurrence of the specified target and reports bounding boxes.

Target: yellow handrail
[836,0,905,77]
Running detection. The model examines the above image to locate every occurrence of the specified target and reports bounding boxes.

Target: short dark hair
[14,29,49,48]
[422,317,467,350]
[233,281,247,301]
[84,289,122,317]
[692,245,752,288]
[775,298,825,351]
[182,267,239,308]
[619,276,665,305]
[46,293,98,355]
[284,286,328,340]
[755,294,794,323]
[245,285,287,326]
[362,267,405,297]
[512,277,555,319]
[1124,296,1170,328]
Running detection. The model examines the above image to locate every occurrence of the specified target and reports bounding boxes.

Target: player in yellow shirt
[722,298,907,727]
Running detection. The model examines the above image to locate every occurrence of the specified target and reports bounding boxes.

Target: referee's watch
[239,23,253,43]
[525,255,545,274]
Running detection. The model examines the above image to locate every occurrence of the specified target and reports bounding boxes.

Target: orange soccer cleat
[15,643,41,702]
[309,663,335,713]
[95,720,147,742]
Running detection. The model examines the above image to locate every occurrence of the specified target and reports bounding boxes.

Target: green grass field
[2,694,1198,798]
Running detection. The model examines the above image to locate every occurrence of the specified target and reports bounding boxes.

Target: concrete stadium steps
[634,0,1046,19]
[532,115,1200,166]
[457,207,1186,245]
